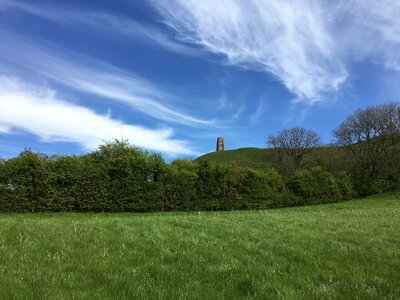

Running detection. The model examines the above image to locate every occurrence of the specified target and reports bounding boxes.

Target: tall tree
[333,102,400,192]
[267,127,322,171]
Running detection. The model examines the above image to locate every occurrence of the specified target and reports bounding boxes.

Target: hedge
[287,166,356,204]
[0,141,361,212]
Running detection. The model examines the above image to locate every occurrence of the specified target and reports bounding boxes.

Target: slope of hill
[195,147,276,169]
[195,146,351,173]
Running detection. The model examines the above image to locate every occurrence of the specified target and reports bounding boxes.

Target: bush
[195,160,220,210]
[160,164,198,210]
[0,141,361,213]
[288,166,343,204]
[0,150,53,212]
[48,155,82,211]
[367,179,395,195]
[241,168,284,209]
[335,172,357,200]
[212,164,242,210]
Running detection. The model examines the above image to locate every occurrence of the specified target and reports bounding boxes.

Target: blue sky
[0,0,399,159]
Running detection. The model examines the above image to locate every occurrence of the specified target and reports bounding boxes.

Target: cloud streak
[150,0,348,103]
[0,32,216,127]
[0,76,195,155]
[332,0,400,72]
[4,0,399,107]
[0,125,10,133]
[250,100,267,124]
[150,0,400,103]
[3,1,202,58]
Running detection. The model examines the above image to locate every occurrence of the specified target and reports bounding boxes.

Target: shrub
[0,142,362,213]
[160,164,198,210]
[367,179,395,195]
[0,150,53,212]
[335,172,357,200]
[241,168,284,209]
[213,164,243,210]
[195,160,219,210]
[288,166,342,204]
[48,155,82,211]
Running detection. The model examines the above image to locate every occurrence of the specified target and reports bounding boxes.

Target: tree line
[0,102,399,212]
[267,102,400,196]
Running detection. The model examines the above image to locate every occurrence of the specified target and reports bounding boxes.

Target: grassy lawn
[0,192,399,299]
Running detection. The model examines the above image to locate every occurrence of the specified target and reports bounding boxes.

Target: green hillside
[195,146,351,174]
[196,147,274,169]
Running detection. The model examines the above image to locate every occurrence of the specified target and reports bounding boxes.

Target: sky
[0,0,399,159]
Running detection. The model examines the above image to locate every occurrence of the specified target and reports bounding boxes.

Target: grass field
[0,192,399,299]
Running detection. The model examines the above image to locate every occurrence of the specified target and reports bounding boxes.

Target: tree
[267,127,322,171]
[333,102,400,193]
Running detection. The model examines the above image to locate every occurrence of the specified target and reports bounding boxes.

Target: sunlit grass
[0,192,399,299]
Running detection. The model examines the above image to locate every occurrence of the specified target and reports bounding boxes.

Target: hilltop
[195,147,275,169]
[195,146,348,171]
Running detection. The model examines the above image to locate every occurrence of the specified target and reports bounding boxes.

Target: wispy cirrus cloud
[0,76,195,155]
[150,0,348,104]
[4,0,399,107]
[150,0,400,104]
[0,125,10,133]
[332,0,400,72]
[0,32,216,127]
[250,100,267,124]
[2,1,201,58]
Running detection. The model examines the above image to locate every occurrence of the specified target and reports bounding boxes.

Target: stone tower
[216,137,224,152]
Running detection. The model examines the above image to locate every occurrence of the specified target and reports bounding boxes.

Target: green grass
[0,192,399,299]
[194,146,348,172]
[196,147,274,169]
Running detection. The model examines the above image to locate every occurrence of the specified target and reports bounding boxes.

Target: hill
[195,146,347,172]
[195,147,275,169]
[0,191,399,298]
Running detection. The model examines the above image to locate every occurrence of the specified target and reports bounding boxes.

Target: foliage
[288,166,351,204]
[0,141,287,212]
[241,168,284,209]
[0,150,52,212]
[333,102,400,195]
[367,179,396,195]
[160,163,198,210]
[335,171,357,200]
[267,127,322,172]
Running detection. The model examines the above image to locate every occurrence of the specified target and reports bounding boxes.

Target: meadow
[0,191,399,299]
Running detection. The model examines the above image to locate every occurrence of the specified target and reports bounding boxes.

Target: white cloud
[0,32,216,127]
[150,0,400,103]
[0,125,10,133]
[150,0,348,103]
[332,1,400,72]
[250,100,267,124]
[0,76,195,155]
[4,0,399,107]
